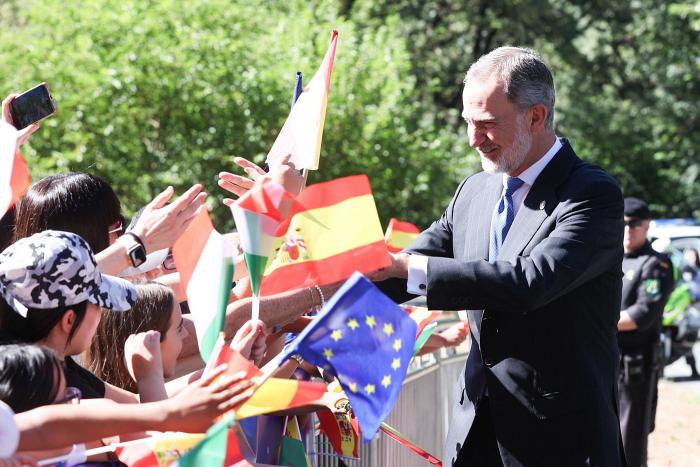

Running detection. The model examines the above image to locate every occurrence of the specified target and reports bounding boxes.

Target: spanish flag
[260,174,391,295]
[384,218,421,253]
[0,122,30,218]
[205,335,328,420]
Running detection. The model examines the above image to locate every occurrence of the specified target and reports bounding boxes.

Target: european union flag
[281,272,417,440]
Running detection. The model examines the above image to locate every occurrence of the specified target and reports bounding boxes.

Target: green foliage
[0,0,469,231]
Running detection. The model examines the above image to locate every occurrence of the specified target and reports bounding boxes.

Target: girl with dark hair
[87,283,188,393]
[0,344,67,413]
[0,230,146,403]
[14,173,122,254]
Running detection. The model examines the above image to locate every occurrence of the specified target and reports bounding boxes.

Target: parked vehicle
[649,218,700,376]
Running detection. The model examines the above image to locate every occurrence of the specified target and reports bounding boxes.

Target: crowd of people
[0,83,468,464]
[0,45,690,467]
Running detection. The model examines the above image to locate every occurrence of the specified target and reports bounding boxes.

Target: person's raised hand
[130,184,207,253]
[163,365,254,433]
[218,157,266,205]
[230,320,267,364]
[124,331,164,384]
[218,154,305,206]
[1,94,39,146]
[366,252,411,282]
[268,154,305,196]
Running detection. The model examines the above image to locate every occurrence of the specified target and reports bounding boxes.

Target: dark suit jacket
[379,141,626,466]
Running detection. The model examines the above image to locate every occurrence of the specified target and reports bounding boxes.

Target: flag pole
[251,293,260,323]
[37,437,156,466]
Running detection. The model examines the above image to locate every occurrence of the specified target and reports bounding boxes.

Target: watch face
[129,245,147,267]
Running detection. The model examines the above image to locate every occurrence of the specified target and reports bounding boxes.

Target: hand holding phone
[8,83,56,130]
[1,95,40,147]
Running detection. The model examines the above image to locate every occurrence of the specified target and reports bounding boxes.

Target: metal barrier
[312,330,469,467]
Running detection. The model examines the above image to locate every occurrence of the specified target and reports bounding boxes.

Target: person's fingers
[208,371,248,393]
[218,385,255,411]
[146,186,175,211]
[1,94,19,124]
[222,198,235,206]
[233,157,266,175]
[218,173,254,196]
[198,364,228,387]
[16,123,39,144]
[176,192,208,221]
[168,184,203,213]
[214,379,254,401]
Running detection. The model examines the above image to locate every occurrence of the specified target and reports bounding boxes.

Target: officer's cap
[624,197,651,220]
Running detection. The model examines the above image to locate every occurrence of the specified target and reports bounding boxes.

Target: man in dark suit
[374,47,626,466]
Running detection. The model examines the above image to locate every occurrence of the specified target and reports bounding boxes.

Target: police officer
[618,197,674,467]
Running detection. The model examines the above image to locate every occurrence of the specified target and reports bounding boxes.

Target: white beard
[479,116,533,174]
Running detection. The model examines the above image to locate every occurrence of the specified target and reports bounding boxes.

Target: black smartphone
[9,83,57,130]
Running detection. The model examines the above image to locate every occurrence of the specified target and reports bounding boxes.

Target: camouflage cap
[0,230,136,317]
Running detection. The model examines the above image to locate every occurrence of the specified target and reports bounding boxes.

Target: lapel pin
[539,200,546,210]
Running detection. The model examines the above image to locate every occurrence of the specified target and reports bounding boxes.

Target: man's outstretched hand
[367,252,411,282]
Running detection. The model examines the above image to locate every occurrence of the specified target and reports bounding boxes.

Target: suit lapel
[498,140,577,261]
[465,174,502,260]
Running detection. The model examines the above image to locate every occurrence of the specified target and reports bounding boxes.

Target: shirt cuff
[407,255,429,296]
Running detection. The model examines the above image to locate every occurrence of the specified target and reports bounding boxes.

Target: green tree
[0,0,467,231]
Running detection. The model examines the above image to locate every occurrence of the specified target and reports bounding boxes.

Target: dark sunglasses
[624,219,644,228]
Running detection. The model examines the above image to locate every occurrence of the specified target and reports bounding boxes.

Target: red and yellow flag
[384,218,420,253]
[205,335,328,420]
[260,174,391,295]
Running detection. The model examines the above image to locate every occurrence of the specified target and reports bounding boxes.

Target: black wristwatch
[123,232,147,267]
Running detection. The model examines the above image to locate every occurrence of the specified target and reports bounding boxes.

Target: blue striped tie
[489,177,525,261]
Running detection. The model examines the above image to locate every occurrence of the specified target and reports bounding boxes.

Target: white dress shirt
[406,137,563,296]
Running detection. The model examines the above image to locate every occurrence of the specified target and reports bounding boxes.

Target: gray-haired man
[375,47,626,466]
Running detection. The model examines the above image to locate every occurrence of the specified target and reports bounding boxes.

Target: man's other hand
[367,252,411,281]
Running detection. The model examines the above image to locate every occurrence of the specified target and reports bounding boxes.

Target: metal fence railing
[311,329,469,467]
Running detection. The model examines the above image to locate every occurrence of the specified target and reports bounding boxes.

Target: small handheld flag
[266,30,338,170]
[385,218,421,253]
[280,272,417,439]
[172,209,234,362]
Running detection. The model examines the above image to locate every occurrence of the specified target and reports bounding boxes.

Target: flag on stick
[172,209,234,362]
[231,180,296,321]
[265,30,338,170]
[280,272,417,439]
[384,217,421,253]
[0,122,29,218]
[261,175,391,295]
[204,334,329,420]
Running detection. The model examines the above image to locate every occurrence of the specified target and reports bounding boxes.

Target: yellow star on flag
[391,358,401,370]
[393,339,402,351]
[347,318,359,330]
[364,384,376,395]
[365,315,376,328]
[381,375,392,388]
[348,382,358,393]
[331,329,343,342]
[383,323,394,336]
[323,348,334,359]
